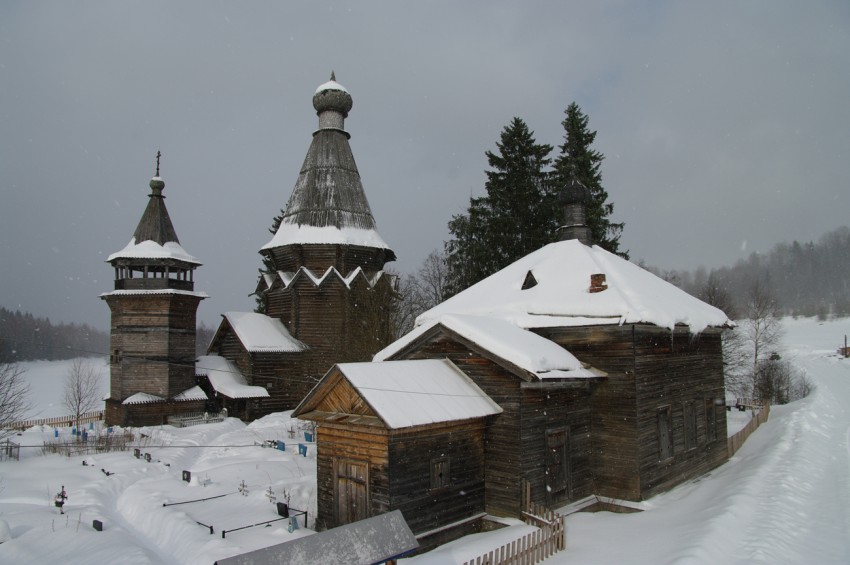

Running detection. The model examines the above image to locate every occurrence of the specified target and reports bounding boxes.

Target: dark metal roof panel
[214,510,418,565]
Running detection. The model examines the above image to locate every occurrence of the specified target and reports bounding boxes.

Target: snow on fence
[8,410,104,430]
[166,411,226,428]
[727,403,771,457]
[1,439,20,461]
[462,482,566,565]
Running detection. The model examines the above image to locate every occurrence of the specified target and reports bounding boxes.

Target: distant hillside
[645,225,850,319]
[0,306,109,362]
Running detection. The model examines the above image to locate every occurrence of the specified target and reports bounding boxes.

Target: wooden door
[545,428,570,502]
[335,459,369,525]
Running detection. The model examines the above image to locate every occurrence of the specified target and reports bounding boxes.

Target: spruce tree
[445,117,554,295]
[554,102,626,257]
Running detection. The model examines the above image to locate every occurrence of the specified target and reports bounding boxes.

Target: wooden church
[103,76,397,425]
[293,179,733,543]
[202,74,397,420]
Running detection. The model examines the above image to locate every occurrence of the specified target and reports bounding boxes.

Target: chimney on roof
[557,177,592,245]
[589,273,607,293]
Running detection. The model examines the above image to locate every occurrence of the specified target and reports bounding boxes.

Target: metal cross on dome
[155,150,161,177]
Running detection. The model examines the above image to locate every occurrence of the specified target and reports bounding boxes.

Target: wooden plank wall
[633,326,728,498]
[314,423,389,531]
[387,421,488,535]
[105,293,200,405]
[537,325,641,501]
[520,385,595,508]
[403,334,525,518]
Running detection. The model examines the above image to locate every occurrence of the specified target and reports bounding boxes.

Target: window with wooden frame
[430,457,450,490]
[704,398,718,443]
[658,406,673,460]
[684,401,697,450]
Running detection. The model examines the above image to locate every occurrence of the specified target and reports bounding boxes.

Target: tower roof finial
[155,150,161,177]
[330,70,336,82]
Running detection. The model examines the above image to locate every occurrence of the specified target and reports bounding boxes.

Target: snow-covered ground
[17,358,109,420]
[1,317,848,564]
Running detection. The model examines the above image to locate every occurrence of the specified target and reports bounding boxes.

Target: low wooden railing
[8,410,104,430]
[462,482,566,565]
[727,403,770,457]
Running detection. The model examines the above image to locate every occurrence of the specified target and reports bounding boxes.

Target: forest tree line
[0,306,109,362]
[647,225,850,320]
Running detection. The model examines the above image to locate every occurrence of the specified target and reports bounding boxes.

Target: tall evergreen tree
[554,102,626,257]
[445,117,554,295]
[254,209,285,313]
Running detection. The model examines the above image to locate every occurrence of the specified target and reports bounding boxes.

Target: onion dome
[559,177,589,205]
[313,71,353,118]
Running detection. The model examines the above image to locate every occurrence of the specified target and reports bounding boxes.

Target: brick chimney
[589,273,608,293]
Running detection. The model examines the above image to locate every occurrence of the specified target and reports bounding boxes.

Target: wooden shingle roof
[262,76,395,259]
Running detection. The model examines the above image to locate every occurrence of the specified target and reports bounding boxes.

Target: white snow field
[1,317,848,564]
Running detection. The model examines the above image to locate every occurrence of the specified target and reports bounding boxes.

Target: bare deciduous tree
[392,250,451,337]
[63,359,102,428]
[0,363,31,438]
[725,277,784,401]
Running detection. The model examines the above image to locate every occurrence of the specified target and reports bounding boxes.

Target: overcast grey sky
[1,1,848,332]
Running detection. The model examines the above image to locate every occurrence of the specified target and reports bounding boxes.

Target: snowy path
[551,319,850,565]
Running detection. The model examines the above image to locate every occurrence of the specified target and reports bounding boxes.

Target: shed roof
[195,355,269,399]
[222,312,307,353]
[213,510,418,565]
[374,314,604,380]
[420,240,732,333]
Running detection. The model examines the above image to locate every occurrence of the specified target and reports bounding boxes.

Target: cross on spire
[155,150,161,177]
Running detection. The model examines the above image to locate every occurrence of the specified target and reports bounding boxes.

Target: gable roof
[222,312,307,353]
[375,314,605,380]
[420,240,732,333]
[295,359,502,430]
[195,355,269,399]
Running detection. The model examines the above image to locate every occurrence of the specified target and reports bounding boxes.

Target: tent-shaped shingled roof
[262,75,394,259]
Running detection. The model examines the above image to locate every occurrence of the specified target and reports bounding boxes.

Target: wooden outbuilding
[292,358,502,547]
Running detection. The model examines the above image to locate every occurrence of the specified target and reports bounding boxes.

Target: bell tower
[102,153,207,426]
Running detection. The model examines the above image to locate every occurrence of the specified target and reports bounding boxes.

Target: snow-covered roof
[374,314,605,380]
[100,289,209,299]
[196,355,270,399]
[419,240,732,333]
[223,312,307,353]
[123,392,164,405]
[334,359,502,429]
[107,238,201,264]
[172,385,208,402]
[261,223,392,252]
[315,79,348,94]
[263,266,390,292]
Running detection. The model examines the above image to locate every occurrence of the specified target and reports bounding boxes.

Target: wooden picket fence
[727,403,770,457]
[462,482,566,565]
[8,410,104,431]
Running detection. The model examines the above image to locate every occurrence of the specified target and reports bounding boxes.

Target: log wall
[103,293,202,426]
